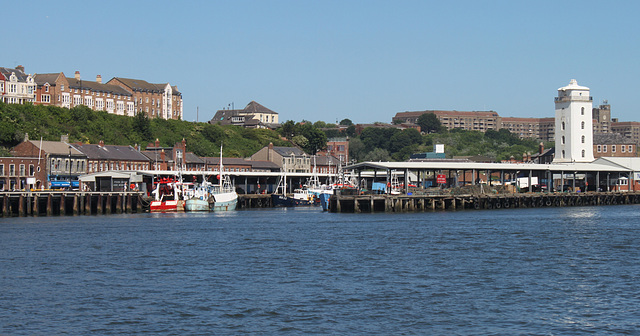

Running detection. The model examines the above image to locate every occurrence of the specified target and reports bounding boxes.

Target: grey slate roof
[314,155,341,166]
[0,67,30,81]
[272,146,307,157]
[110,77,181,95]
[593,133,635,145]
[33,73,61,85]
[184,152,204,164]
[75,144,149,161]
[67,78,132,96]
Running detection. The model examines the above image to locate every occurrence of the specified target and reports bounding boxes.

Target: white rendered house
[553,79,594,163]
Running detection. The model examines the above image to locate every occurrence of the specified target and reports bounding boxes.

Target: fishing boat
[184,145,238,211]
[271,164,317,207]
[150,176,185,212]
[184,178,212,211]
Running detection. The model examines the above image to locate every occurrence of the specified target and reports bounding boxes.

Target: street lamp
[68,145,72,190]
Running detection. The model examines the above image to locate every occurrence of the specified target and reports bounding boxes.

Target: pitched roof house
[210,101,279,129]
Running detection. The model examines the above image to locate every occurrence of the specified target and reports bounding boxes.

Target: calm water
[2,206,640,335]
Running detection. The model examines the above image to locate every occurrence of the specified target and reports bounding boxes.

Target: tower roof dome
[558,79,589,91]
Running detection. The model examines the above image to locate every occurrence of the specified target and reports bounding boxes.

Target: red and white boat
[149,176,185,212]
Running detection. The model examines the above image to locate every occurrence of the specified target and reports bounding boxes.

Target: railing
[555,96,593,102]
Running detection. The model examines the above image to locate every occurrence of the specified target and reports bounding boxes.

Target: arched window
[582,150,585,157]
[562,150,566,158]
[581,121,585,129]
[562,136,565,145]
[562,122,565,130]
[582,135,585,143]
[581,107,585,115]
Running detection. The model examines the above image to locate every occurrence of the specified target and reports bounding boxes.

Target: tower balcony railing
[554,96,593,102]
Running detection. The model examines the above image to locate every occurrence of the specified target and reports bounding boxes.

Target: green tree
[339,118,353,126]
[416,113,442,133]
[133,112,153,142]
[363,148,391,161]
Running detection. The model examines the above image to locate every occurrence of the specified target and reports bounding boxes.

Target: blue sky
[5,0,640,124]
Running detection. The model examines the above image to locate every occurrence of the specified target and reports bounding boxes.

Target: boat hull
[271,194,316,207]
[212,191,238,211]
[319,193,331,211]
[184,198,210,211]
[150,200,184,212]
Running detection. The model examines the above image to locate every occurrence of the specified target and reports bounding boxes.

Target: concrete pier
[328,192,640,213]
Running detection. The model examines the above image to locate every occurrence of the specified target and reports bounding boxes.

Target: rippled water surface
[2,206,640,335]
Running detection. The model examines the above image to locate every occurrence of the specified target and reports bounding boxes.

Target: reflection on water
[2,206,640,334]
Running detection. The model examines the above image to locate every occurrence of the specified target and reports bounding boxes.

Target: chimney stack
[24,133,29,142]
[16,65,25,73]
[99,140,105,147]
[155,138,160,148]
[61,134,69,143]
[96,74,102,84]
[75,71,80,80]
[539,142,544,154]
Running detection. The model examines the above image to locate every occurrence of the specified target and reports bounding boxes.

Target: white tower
[553,79,594,163]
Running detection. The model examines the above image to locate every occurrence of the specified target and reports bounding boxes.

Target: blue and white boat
[184,146,238,211]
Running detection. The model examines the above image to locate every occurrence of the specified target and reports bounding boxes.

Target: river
[2,206,640,335]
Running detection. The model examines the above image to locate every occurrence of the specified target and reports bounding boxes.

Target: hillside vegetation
[0,103,289,157]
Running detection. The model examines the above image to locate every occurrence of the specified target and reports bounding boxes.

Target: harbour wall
[328,192,640,213]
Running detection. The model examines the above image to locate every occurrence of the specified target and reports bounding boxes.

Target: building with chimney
[250,143,311,173]
[210,101,279,129]
[0,65,36,104]
[107,77,183,120]
[34,71,133,115]
[11,135,87,189]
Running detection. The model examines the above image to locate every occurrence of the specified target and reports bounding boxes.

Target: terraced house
[107,77,183,120]
[0,65,36,104]
[33,71,134,115]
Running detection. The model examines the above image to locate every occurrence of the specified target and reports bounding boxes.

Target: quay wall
[328,192,640,213]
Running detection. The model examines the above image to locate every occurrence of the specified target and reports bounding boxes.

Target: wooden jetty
[0,191,145,217]
[237,194,273,209]
[328,191,640,213]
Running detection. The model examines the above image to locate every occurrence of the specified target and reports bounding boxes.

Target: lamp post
[68,146,72,190]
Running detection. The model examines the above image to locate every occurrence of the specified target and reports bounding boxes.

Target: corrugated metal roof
[346,161,628,172]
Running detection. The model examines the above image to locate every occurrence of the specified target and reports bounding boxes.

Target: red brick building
[0,157,47,190]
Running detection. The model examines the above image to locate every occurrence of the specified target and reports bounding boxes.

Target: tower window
[581,121,585,129]
[561,122,565,131]
[581,107,585,115]
[582,150,585,157]
[561,136,565,145]
[582,135,585,143]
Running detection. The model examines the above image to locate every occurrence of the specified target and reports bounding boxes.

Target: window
[612,145,616,153]
[561,122,565,130]
[61,84,64,91]
[29,164,34,176]
[41,94,50,103]
[603,145,607,152]
[629,145,633,152]
[561,136,565,145]
[561,150,565,159]
[582,150,585,158]
[581,135,585,143]
[622,146,626,153]
[581,107,585,115]
[597,145,602,153]
[0,164,3,176]
[19,164,25,176]
[9,164,15,176]
[581,121,585,129]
